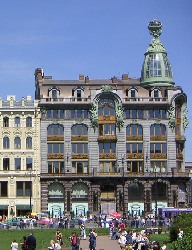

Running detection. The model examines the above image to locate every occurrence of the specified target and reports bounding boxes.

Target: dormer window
[126,88,138,99]
[48,87,60,99]
[72,87,84,101]
[154,89,159,98]
[131,89,136,98]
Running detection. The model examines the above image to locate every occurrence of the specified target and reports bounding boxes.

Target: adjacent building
[0,95,41,218]
[34,20,189,218]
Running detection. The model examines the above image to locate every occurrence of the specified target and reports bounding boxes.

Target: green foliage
[169,213,192,241]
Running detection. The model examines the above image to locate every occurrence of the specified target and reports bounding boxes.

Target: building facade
[0,95,41,218]
[35,20,189,218]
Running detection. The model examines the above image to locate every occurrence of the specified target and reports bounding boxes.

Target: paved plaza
[80,235,120,250]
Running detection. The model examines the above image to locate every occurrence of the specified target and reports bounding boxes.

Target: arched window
[3,137,10,149]
[3,117,9,127]
[26,137,32,149]
[98,98,115,116]
[26,117,32,127]
[150,124,166,136]
[47,124,64,136]
[126,124,143,136]
[71,124,88,135]
[14,137,21,149]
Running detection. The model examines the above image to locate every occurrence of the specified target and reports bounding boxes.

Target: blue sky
[0,0,192,161]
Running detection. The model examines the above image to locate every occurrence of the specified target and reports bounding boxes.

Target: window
[52,89,57,98]
[99,161,116,173]
[14,137,21,149]
[0,182,8,197]
[149,110,167,119]
[15,158,21,170]
[3,117,9,127]
[26,137,32,149]
[99,124,116,135]
[154,89,159,98]
[3,137,9,149]
[98,99,115,116]
[3,158,10,170]
[72,143,88,154]
[71,124,88,135]
[26,117,32,127]
[131,89,136,98]
[14,117,20,127]
[125,110,143,119]
[127,161,143,173]
[163,54,172,78]
[48,143,64,154]
[72,161,88,174]
[99,142,116,153]
[26,158,32,170]
[126,143,143,153]
[150,124,166,136]
[48,161,65,174]
[47,124,64,136]
[150,143,167,153]
[146,54,162,78]
[126,124,143,136]
[150,161,167,172]
[16,182,31,197]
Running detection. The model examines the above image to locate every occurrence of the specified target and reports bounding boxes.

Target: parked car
[68,219,82,228]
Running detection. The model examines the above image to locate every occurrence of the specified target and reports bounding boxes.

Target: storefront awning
[16,205,30,210]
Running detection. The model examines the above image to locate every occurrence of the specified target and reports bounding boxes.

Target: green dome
[141,20,174,87]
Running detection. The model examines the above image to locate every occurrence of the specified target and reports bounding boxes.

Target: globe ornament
[148,19,162,38]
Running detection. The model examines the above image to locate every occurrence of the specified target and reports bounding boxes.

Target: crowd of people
[11,232,36,250]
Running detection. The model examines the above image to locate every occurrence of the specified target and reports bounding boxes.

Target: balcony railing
[40,97,91,103]
[124,97,168,103]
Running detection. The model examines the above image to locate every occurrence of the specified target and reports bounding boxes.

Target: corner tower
[141,20,174,87]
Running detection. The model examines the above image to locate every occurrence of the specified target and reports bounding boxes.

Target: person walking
[26,232,36,250]
[11,239,18,250]
[89,229,97,250]
[70,232,78,250]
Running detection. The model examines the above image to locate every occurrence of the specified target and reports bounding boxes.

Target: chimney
[111,76,117,83]
[79,74,84,80]
[85,76,89,83]
[122,74,128,80]
[34,68,44,80]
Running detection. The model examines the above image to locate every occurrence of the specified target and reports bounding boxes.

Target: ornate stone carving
[115,101,124,131]
[90,101,98,130]
[167,105,175,131]
[101,85,113,92]
[183,107,189,131]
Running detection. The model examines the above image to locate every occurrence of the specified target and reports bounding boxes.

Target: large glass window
[47,124,64,136]
[48,161,65,174]
[126,124,143,136]
[3,158,10,170]
[72,143,88,154]
[150,161,167,172]
[126,143,143,153]
[146,54,162,78]
[150,124,166,136]
[48,143,64,153]
[150,143,167,153]
[127,161,143,173]
[99,161,116,173]
[125,110,143,119]
[99,124,116,135]
[14,137,21,149]
[149,110,167,119]
[15,158,21,170]
[16,182,31,197]
[72,161,88,174]
[99,142,116,153]
[3,137,9,149]
[71,124,88,135]
[26,117,32,127]
[98,98,115,116]
[26,137,32,149]
[163,54,172,78]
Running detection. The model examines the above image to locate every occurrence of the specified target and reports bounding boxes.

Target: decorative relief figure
[101,85,113,93]
[183,107,189,131]
[167,105,175,131]
[115,101,124,131]
[90,101,98,130]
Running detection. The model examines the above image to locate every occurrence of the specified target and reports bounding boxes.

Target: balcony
[126,153,144,159]
[40,97,91,104]
[126,135,143,141]
[99,153,116,159]
[150,153,167,159]
[124,97,168,104]
[47,135,64,141]
[47,153,64,159]
[71,135,88,141]
[150,135,167,141]
[98,135,117,141]
[71,153,89,159]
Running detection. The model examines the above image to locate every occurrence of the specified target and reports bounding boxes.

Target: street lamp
[29,168,32,216]
[121,155,125,219]
[154,165,160,226]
